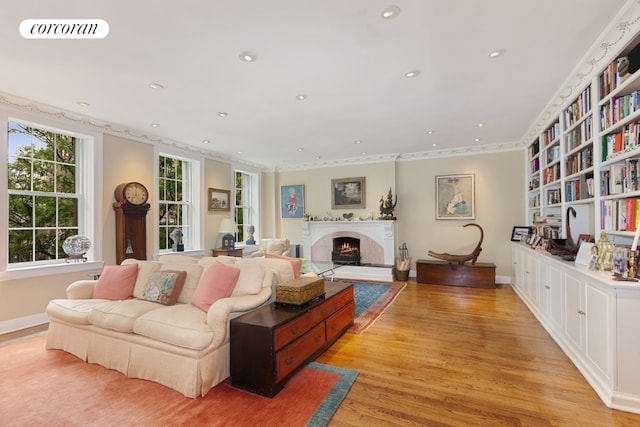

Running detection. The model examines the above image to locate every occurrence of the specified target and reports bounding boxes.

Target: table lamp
[219,218,237,249]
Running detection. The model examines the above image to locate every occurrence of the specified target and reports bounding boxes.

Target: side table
[211,248,243,257]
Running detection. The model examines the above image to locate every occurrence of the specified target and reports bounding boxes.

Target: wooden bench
[416,259,496,289]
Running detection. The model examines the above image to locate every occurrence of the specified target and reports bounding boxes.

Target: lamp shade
[218,218,237,234]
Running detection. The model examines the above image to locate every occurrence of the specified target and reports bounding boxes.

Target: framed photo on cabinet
[435,174,475,219]
[208,188,230,212]
[511,226,533,242]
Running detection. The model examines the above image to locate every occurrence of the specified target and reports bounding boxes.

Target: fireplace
[332,237,361,265]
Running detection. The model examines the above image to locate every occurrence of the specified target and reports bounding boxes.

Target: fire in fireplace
[332,237,361,265]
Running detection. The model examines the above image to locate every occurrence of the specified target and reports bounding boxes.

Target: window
[7,122,78,264]
[157,153,201,253]
[4,118,98,270]
[234,170,259,243]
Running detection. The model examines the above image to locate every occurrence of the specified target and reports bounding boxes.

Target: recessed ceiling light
[381,6,401,19]
[315,156,321,160]
[239,51,257,62]
[432,143,437,147]
[297,147,304,152]
[202,139,210,144]
[488,49,506,58]
[237,151,243,154]
[151,123,160,128]
[217,112,228,117]
[354,140,362,144]
[405,70,420,78]
[149,83,164,89]
[475,138,481,142]
[296,94,307,101]
[477,122,485,127]
[76,101,90,107]
[427,130,435,135]
[361,152,367,155]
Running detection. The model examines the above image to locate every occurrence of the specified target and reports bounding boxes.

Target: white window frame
[154,147,203,258]
[0,108,103,280]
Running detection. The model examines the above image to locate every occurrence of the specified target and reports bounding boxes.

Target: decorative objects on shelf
[169,228,184,252]
[427,223,483,265]
[218,218,237,249]
[331,177,365,209]
[511,226,533,242]
[435,174,475,220]
[208,188,230,212]
[281,184,304,218]
[378,188,397,220]
[62,235,91,262]
[595,231,615,271]
[245,225,256,244]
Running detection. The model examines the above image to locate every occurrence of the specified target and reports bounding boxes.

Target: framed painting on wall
[208,188,230,212]
[435,174,475,219]
[281,184,304,218]
[331,177,366,209]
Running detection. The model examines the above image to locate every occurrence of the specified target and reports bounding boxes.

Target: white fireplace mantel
[302,220,397,266]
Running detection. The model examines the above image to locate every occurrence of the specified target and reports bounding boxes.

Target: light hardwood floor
[316,280,640,426]
[3,280,640,426]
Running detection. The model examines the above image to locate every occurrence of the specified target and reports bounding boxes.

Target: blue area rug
[339,280,406,334]
[305,362,359,427]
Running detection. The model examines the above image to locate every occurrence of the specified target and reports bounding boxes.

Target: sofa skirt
[46,320,230,398]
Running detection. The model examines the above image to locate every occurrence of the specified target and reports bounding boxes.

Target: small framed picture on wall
[281,184,304,218]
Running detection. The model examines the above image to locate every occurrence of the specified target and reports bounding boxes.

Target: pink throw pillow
[266,253,302,278]
[92,264,139,300]
[191,262,241,312]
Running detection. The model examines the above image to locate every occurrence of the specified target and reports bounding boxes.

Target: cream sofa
[45,254,297,398]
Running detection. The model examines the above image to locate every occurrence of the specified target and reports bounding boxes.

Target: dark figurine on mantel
[379,188,397,220]
[428,223,484,265]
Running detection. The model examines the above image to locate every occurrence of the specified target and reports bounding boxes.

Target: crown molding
[521,0,640,146]
[0,92,267,171]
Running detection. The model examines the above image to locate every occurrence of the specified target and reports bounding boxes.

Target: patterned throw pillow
[138,270,187,305]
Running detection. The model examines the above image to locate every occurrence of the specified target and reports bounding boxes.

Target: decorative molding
[521,0,640,146]
[0,92,266,170]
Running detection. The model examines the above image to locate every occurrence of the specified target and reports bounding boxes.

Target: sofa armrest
[205,287,272,348]
[66,280,97,299]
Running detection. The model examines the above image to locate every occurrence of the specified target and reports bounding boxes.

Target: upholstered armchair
[248,238,290,257]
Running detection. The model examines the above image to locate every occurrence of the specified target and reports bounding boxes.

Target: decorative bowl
[62,235,91,256]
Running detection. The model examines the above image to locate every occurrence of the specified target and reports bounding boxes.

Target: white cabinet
[510,243,634,413]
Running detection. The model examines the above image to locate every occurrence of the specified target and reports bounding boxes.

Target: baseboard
[0,312,49,335]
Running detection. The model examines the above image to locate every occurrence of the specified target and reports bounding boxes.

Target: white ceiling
[0,0,632,170]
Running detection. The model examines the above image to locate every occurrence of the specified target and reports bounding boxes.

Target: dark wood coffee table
[229,281,355,397]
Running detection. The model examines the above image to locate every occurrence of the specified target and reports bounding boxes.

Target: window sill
[0,260,105,282]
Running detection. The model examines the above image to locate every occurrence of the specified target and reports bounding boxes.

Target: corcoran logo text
[19,19,109,39]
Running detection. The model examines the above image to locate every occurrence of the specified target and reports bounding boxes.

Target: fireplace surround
[301,220,396,281]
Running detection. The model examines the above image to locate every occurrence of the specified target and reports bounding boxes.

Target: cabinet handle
[578,309,585,315]
[545,285,550,289]
[314,334,322,343]
[285,356,295,366]
[290,326,299,334]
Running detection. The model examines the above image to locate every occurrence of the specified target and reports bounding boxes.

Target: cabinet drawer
[274,312,312,351]
[327,301,355,341]
[309,298,336,324]
[276,323,326,381]
[334,286,354,310]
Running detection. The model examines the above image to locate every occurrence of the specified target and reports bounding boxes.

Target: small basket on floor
[394,268,409,282]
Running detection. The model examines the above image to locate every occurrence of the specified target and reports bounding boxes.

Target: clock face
[124,182,148,205]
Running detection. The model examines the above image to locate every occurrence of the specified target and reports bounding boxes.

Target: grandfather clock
[113,182,150,264]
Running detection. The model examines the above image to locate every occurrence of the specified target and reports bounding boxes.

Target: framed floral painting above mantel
[435,174,475,220]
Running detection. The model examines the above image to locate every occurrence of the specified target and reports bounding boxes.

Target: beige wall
[0,131,524,329]
[272,150,525,278]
